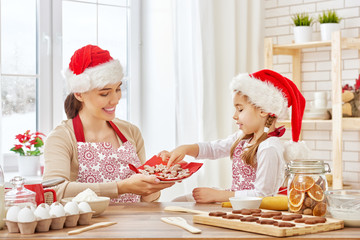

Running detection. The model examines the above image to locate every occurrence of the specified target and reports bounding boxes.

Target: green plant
[291,12,314,26]
[318,10,342,24]
[10,130,45,156]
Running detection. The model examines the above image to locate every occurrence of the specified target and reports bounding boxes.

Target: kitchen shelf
[277,117,360,130]
[265,32,360,190]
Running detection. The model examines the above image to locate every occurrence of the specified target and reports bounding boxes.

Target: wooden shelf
[277,118,360,130]
[265,32,360,190]
[274,41,331,50]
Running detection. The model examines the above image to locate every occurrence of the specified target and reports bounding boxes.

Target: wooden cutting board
[193,211,344,237]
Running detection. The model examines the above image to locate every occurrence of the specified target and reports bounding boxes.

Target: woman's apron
[230,126,286,192]
[73,115,141,203]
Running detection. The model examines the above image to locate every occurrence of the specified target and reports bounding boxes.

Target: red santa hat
[65,45,124,93]
[230,69,309,161]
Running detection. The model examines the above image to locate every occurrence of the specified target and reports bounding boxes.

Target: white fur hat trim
[283,140,310,163]
[230,73,288,117]
[65,59,124,93]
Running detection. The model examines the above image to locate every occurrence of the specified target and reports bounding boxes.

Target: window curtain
[141,0,263,201]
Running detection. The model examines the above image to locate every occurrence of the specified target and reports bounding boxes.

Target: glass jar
[286,160,331,217]
[5,176,36,210]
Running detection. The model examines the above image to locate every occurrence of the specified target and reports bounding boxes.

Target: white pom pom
[283,141,310,162]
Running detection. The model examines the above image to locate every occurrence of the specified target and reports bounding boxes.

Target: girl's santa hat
[230,69,309,162]
[65,45,124,93]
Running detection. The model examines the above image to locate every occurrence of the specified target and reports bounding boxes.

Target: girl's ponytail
[230,115,276,167]
[64,93,82,119]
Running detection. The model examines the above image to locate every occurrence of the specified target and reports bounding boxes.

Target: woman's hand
[117,174,174,196]
[192,187,235,203]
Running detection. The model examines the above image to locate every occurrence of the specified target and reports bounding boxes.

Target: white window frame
[42,0,142,133]
[2,0,141,176]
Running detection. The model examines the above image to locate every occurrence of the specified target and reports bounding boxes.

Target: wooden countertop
[0,202,359,239]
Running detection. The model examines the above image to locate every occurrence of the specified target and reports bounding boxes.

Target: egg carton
[4,211,94,234]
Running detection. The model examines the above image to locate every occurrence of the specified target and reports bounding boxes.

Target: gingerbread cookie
[241,216,259,222]
[209,211,227,217]
[232,210,243,214]
[281,215,296,221]
[252,213,262,217]
[249,209,262,213]
[222,214,243,219]
[274,222,296,227]
[240,209,253,215]
[273,215,283,220]
[289,214,303,219]
[294,218,306,223]
[256,219,277,225]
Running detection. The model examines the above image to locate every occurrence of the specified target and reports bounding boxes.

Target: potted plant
[318,9,342,41]
[291,12,314,43]
[10,130,45,176]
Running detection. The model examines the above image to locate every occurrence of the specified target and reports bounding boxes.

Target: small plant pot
[18,156,40,176]
[320,23,340,41]
[293,26,312,43]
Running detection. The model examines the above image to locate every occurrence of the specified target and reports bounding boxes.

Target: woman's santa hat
[65,45,124,93]
[230,69,309,162]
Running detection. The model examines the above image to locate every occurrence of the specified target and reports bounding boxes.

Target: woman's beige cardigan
[43,118,145,200]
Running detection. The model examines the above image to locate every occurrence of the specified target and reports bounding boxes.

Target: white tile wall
[264,0,360,188]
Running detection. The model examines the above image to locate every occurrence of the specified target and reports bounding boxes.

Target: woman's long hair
[230,114,276,167]
[64,93,83,119]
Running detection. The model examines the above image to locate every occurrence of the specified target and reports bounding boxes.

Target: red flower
[14,144,23,150]
[10,130,46,156]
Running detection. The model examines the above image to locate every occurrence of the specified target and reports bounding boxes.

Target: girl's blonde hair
[230,113,276,167]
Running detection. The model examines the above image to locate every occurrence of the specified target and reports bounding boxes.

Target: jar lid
[287,160,331,174]
[5,176,36,207]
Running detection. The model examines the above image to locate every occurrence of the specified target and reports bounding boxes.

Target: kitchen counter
[0,202,359,239]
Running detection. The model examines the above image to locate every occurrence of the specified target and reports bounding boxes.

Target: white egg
[49,202,66,217]
[6,206,21,222]
[64,201,80,215]
[34,204,51,219]
[39,203,50,211]
[29,205,36,212]
[17,206,36,223]
[78,202,92,213]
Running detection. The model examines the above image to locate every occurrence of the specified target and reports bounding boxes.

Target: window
[61,0,130,121]
[0,0,139,175]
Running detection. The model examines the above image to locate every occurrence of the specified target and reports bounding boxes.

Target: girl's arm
[197,131,242,160]
[192,187,235,203]
[160,131,243,167]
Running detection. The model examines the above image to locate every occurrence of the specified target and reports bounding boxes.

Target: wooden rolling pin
[68,222,117,235]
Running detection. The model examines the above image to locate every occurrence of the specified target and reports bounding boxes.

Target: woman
[43,45,174,202]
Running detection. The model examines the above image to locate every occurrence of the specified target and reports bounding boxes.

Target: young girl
[159,69,308,203]
[43,45,174,203]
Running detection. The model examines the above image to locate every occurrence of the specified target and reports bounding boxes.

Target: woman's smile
[103,107,116,114]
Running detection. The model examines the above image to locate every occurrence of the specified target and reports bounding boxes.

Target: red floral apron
[73,115,141,203]
[231,140,257,191]
[230,126,286,192]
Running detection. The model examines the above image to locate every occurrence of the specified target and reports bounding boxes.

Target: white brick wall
[264,0,360,188]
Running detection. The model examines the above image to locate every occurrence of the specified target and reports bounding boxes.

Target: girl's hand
[158,150,171,162]
[159,144,199,168]
[117,174,174,196]
[192,187,235,203]
[158,149,186,168]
